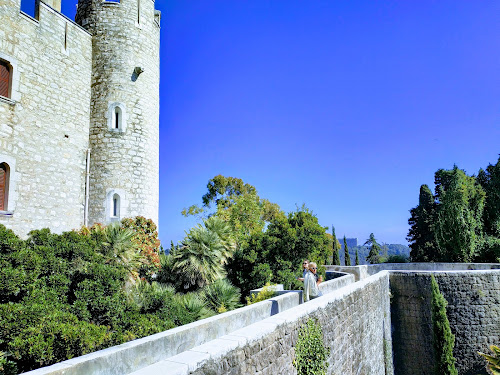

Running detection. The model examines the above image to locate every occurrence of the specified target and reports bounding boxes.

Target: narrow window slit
[64,22,68,50]
[112,193,120,218]
[137,0,141,24]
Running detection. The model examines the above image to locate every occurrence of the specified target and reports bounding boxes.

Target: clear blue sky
[24,1,499,246]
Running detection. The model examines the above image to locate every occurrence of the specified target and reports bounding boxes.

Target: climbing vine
[293,318,330,375]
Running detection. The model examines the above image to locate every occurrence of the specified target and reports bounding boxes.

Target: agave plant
[479,345,500,375]
[201,279,242,313]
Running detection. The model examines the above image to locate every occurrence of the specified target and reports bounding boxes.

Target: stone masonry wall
[76,0,160,225]
[182,272,393,375]
[0,0,92,236]
[390,271,500,375]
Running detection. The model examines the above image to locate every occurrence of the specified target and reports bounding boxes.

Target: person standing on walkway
[297,259,309,282]
[304,262,323,301]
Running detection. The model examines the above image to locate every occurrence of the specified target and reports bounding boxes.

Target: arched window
[0,163,9,211]
[111,193,120,218]
[107,102,127,133]
[0,61,11,99]
[106,188,127,223]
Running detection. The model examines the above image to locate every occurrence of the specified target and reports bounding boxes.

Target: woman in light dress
[304,262,323,302]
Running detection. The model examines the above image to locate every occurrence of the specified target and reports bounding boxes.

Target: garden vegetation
[0,217,242,373]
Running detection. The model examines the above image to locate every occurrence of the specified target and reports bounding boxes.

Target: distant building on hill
[340,238,358,250]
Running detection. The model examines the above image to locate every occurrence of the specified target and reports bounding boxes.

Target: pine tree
[343,236,351,266]
[331,225,341,265]
[365,233,381,264]
[431,275,457,375]
[355,248,359,265]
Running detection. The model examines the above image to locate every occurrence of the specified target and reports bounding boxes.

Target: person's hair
[303,259,309,263]
[308,262,317,270]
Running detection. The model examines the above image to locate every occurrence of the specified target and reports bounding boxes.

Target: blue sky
[24,1,499,246]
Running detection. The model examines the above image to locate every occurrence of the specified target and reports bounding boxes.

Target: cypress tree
[331,225,341,265]
[365,233,381,264]
[343,236,351,266]
[431,275,457,375]
[355,248,359,266]
[434,167,485,262]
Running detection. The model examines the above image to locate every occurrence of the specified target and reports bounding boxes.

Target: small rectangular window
[0,61,10,98]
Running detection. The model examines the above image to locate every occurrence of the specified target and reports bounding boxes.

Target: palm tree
[201,279,242,313]
[102,222,142,278]
[173,223,226,290]
[203,216,236,264]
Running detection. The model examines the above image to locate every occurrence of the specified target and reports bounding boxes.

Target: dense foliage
[0,217,241,373]
[293,318,330,375]
[408,158,500,262]
[226,206,331,296]
[182,176,332,297]
[431,275,457,375]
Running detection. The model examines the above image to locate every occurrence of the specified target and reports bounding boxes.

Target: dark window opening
[137,0,141,23]
[112,194,120,217]
[113,106,122,130]
[0,61,10,98]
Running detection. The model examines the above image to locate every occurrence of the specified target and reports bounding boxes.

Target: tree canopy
[408,158,500,263]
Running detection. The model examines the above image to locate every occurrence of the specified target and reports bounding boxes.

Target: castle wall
[154,272,393,375]
[77,0,160,225]
[390,271,500,375]
[0,0,92,236]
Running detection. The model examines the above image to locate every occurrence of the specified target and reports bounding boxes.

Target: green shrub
[172,293,215,325]
[246,282,276,305]
[293,318,330,375]
[0,351,17,375]
[7,311,112,373]
[201,279,242,313]
[383,254,409,263]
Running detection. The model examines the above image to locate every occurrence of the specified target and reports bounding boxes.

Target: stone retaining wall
[390,271,500,375]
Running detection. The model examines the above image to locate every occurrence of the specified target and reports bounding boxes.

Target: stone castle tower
[0,0,160,236]
[76,0,160,226]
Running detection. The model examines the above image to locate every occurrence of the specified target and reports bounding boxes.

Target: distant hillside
[337,243,410,266]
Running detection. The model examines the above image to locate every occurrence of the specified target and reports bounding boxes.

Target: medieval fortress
[0,0,160,237]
